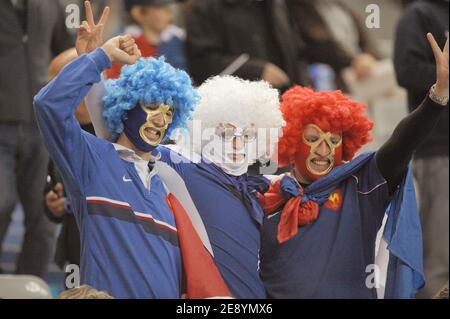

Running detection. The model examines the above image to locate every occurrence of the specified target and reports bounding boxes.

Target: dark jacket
[287,0,382,90]
[44,158,81,268]
[0,0,73,123]
[394,0,449,159]
[185,0,311,86]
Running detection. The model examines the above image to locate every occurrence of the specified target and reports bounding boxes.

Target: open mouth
[144,127,162,141]
[308,157,332,173]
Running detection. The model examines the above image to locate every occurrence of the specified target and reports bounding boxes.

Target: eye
[331,135,342,145]
[224,128,236,138]
[305,136,319,143]
[166,110,173,117]
[144,104,159,111]
[243,129,256,142]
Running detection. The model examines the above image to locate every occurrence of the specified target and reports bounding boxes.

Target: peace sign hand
[428,33,449,99]
[76,1,110,56]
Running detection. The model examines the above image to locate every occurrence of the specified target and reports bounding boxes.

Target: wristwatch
[429,84,449,106]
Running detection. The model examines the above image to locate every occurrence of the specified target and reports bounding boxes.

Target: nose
[232,136,245,151]
[314,140,331,157]
[151,113,166,128]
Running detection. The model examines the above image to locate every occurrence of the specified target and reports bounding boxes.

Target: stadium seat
[0,275,52,299]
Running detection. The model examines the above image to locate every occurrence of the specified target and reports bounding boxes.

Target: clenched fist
[102,35,142,65]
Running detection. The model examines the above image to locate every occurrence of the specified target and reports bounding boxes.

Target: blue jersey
[156,146,267,299]
[261,157,391,299]
[34,49,182,298]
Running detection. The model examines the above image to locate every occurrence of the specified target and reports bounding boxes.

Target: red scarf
[260,178,319,244]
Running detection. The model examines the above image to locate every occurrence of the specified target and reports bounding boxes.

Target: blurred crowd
[0,0,448,299]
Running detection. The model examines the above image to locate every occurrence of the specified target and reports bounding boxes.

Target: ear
[130,6,143,24]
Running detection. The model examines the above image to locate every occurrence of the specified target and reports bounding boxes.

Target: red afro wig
[277,86,374,167]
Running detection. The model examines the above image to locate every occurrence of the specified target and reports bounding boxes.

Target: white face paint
[202,123,258,176]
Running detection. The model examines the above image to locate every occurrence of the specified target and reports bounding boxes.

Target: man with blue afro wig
[102,56,198,152]
[33,1,231,299]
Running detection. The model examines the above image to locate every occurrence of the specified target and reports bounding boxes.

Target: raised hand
[102,35,142,65]
[76,1,110,56]
[427,33,449,98]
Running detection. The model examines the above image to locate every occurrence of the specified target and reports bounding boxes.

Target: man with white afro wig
[156,76,284,299]
[190,76,284,175]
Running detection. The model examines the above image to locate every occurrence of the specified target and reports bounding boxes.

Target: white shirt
[113,143,157,189]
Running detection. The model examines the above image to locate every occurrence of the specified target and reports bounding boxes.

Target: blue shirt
[34,49,182,299]
[157,146,267,299]
[260,157,391,298]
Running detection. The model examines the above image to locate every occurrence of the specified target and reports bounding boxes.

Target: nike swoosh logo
[123,176,133,183]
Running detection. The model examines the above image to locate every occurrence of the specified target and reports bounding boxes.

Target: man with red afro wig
[259,34,449,299]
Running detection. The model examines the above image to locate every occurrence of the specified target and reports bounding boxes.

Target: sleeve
[186,0,267,84]
[355,156,391,230]
[376,96,446,194]
[34,48,112,195]
[393,5,436,98]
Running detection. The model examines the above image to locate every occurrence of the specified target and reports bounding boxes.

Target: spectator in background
[0,0,73,277]
[44,48,96,269]
[185,0,311,89]
[394,0,449,299]
[287,0,383,91]
[106,0,186,78]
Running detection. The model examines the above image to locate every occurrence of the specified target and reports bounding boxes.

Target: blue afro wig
[102,57,199,141]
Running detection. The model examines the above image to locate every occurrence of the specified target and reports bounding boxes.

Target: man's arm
[377,34,448,193]
[376,96,446,194]
[34,48,112,193]
[35,34,141,193]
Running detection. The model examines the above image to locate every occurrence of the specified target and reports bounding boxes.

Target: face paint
[203,123,257,176]
[294,124,343,183]
[123,102,174,152]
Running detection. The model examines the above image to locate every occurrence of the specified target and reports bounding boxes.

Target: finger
[120,34,133,44]
[130,44,141,58]
[118,50,136,65]
[78,20,90,33]
[444,37,449,56]
[121,39,135,49]
[121,40,136,52]
[46,191,58,201]
[54,183,64,197]
[116,48,139,65]
[121,37,135,46]
[134,48,142,59]
[427,33,442,62]
[123,47,135,55]
[127,45,140,57]
[85,1,95,27]
[55,198,66,206]
[93,24,104,38]
[98,6,110,26]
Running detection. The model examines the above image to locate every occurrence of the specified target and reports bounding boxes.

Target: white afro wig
[194,76,284,130]
[178,76,285,162]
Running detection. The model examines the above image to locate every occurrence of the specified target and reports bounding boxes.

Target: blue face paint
[123,103,174,153]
